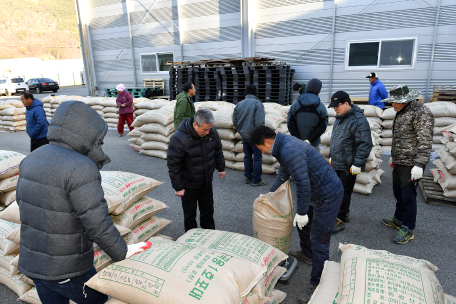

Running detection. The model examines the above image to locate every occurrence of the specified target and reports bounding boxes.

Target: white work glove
[350,165,361,175]
[293,214,309,230]
[389,157,394,168]
[125,241,152,259]
[411,166,423,181]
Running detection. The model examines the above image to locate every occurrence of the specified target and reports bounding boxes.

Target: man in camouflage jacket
[381,85,434,244]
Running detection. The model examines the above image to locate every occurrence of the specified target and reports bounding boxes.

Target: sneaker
[382,216,402,229]
[252,180,267,187]
[118,134,123,137]
[393,226,414,244]
[297,284,318,304]
[289,251,312,266]
[332,218,345,234]
[245,177,252,184]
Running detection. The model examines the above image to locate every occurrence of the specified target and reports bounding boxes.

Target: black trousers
[181,185,215,232]
[31,137,49,152]
[335,170,357,222]
[392,165,420,230]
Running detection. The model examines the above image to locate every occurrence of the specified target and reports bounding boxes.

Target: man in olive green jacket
[174,83,196,129]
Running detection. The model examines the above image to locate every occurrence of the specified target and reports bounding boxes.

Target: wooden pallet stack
[431,86,456,102]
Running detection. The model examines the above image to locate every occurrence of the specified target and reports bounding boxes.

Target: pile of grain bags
[0,106,26,132]
[0,151,25,207]
[213,106,237,169]
[424,102,456,151]
[129,105,175,159]
[100,97,120,128]
[41,95,58,120]
[133,98,170,117]
[49,95,84,118]
[320,127,384,195]
[82,96,105,117]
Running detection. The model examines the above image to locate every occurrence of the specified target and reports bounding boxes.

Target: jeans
[33,267,108,304]
[117,112,134,134]
[297,186,344,286]
[335,170,357,222]
[181,185,215,232]
[31,137,49,152]
[242,137,263,184]
[392,165,420,230]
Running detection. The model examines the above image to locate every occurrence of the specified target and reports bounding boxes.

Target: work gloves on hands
[350,165,361,175]
[293,214,309,230]
[411,166,423,181]
[125,241,152,259]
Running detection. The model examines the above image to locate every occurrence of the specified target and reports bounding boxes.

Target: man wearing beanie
[287,78,328,152]
[328,91,373,233]
[381,85,434,244]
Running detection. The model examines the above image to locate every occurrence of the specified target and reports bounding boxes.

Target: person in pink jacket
[115,83,134,136]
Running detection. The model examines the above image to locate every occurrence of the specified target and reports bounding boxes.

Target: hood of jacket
[27,98,43,110]
[297,92,321,108]
[47,100,111,169]
[336,104,364,120]
[177,117,214,140]
[305,78,322,95]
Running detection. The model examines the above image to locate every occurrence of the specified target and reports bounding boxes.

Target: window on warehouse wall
[345,38,417,70]
[140,53,174,74]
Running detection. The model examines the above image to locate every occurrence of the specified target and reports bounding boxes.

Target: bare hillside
[0,0,81,60]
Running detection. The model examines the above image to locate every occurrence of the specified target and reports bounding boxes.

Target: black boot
[297,284,318,304]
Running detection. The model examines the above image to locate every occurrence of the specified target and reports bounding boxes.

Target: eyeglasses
[334,103,344,109]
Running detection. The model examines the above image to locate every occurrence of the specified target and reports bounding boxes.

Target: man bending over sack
[250,125,343,304]
[16,101,148,304]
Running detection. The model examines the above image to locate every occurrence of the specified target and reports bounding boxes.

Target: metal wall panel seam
[329,0,336,97]
[426,0,441,102]
[126,0,137,87]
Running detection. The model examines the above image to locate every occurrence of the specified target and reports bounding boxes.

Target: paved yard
[1,127,455,303]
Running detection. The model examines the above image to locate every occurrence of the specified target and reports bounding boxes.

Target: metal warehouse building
[76,0,456,103]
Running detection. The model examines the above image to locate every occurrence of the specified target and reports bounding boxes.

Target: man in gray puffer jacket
[288,78,328,152]
[16,101,147,304]
[329,91,373,234]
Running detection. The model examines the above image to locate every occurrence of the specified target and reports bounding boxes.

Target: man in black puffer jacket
[329,91,373,234]
[167,108,225,232]
[17,101,147,304]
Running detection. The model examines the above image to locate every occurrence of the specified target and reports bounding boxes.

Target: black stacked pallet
[194,66,222,102]
[250,64,293,105]
[169,65,194,100]
[219,66,251,104]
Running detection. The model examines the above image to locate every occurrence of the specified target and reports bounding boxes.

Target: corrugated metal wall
[84,0,456,101]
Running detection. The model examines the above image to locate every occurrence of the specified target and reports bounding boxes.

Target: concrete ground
[1,97,455,303]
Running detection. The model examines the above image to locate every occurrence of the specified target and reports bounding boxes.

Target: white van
[10,77,28,94]
[0,79,17,96]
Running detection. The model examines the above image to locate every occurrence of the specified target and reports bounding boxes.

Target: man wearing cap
[288,78,328,152]
[381,85,434,244]
[328,91,373,233]
[367,72,389,109]
[116,83,134,137]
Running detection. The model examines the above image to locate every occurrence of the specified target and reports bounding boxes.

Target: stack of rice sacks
[0,100,26,132]
[430,123,456,198]
[0,150,32,300]
[320,108,385,195]
[0,169,171,304]
[41,95,58,120]
[128,101,177,159]
[424,102,456,151]
[49,95,84,118]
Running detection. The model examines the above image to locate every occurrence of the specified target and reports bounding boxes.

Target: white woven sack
[132,108,174,127]
[0,108,26,116]
[221,139,235,151]
[0,150,25,179]
[101,97,118,107]
[213,108,234,129]
[103,113,119,119]
[437,148,456,174]
[327,107,336,117]
[1,115,25,121]
[320,145,330,158]
[225,160,235,169]
[141,133,172,143]
[382,119,394,129]
[86,97,104,106]
[134,108,149,116]
[328,117,336,125]
[128,129,144,138]
[380,107,396,120]
[367,118,382,132]
[373,169,384,184]
[110,197,168,229]
[0,267,33,297]
[128,138,145,146]
[382,137,392,146]
[308,261,340,304]
[381,129,392,138]
[435,117,456,127]
[104,118,119,124]
[0,173,19,192]
[353,181,377,194]
[232,140,243,153]
[217,128,236,140]
[223,150,236,161]
[365,158,382,172]
[140,149,168,159]
[0,249,19,275]
[265,114,285,130]
[357,105,383,117]
[123,217,171,245]
[425,101,456,118]
[102,107,118,114]
[138,123,175,136]
[356,170,377,185]
[140,141,168,151]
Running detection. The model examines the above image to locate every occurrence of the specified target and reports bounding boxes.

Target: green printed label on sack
[340,257,444,304]
[272,234,291,255]
[98,265,164,297]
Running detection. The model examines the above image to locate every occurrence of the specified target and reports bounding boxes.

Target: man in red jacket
[116,83,134,137]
